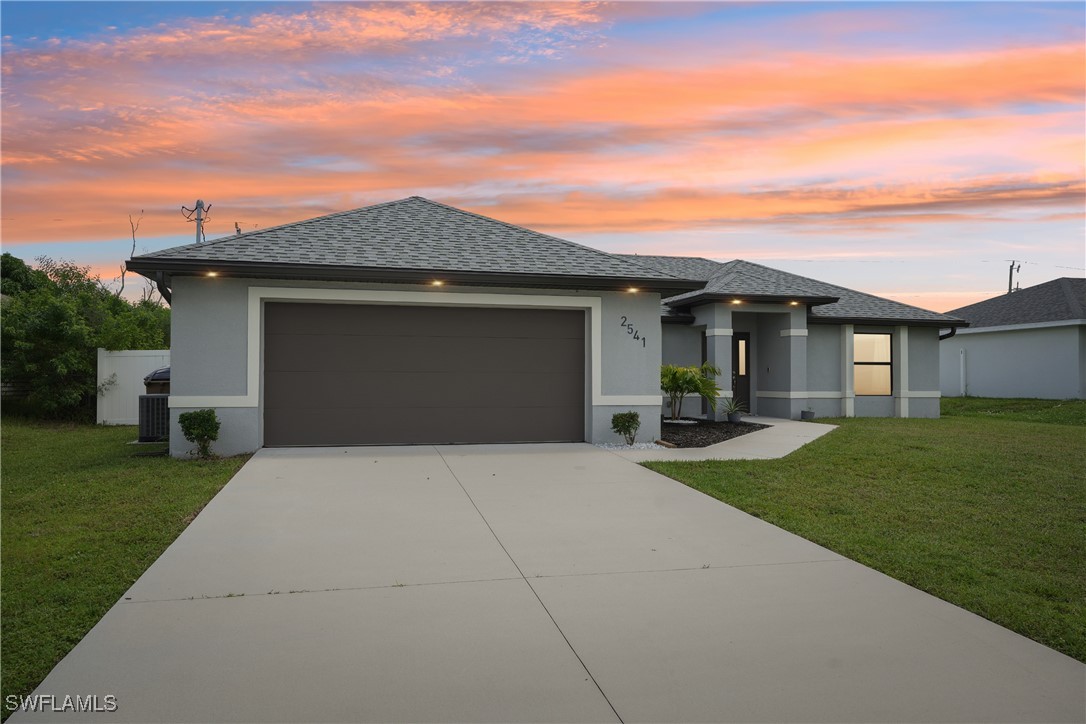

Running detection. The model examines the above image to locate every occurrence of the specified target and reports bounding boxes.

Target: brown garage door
[263,303,585,446]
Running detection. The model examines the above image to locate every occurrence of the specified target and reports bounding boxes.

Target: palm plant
[660,362,722,420]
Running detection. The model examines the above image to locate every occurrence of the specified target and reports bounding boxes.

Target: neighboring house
[128,197,965,456]
[940,278,1086,399]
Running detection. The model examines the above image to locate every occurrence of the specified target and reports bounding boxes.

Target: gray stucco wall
[806,323,845,418]
[167,276,663,455]
[939,323,1085,399]
[170,278,249,397]
[754,310,806,419]
[807,324,842,393]
[908,327,941,393]
[662,324,702,367]
[660,323,705,418]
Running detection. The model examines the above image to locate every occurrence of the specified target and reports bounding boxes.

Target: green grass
[940,396,1086,426]
[1,419,249,718]
[645,398,1086,663]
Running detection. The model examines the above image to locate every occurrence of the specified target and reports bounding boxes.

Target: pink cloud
[1,6,1082,253]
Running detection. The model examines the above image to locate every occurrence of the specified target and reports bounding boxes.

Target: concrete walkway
[13,445,1084,723]
[615,416,837,462]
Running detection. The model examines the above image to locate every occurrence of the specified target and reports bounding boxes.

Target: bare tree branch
[117,210,144,297]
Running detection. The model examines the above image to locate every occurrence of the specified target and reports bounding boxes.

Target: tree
[1,253,46,296]
[1,255,170,419]
[660,362,722,420]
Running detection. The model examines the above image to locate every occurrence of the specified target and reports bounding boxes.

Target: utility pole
[181,199,212,243]
[194,199,205,244]
[1007,260,1020,294]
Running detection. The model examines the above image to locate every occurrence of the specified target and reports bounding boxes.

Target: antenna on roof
[181,199,212,243]
[1007,260,1020,294]
[235,222,242,236]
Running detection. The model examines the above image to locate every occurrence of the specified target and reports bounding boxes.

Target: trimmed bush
[178,409,220,459]
[611,411,641,445]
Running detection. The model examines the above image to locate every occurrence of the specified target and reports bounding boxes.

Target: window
[854,333,891,395]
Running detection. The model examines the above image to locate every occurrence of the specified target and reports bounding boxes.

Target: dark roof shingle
[132,196,690,288]
[627,256,965,325]
[946,278,1086,328]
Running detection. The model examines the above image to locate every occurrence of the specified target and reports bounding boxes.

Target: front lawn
[645,398,1086,663]
[1,419,249,719]
[940,396,1086,426]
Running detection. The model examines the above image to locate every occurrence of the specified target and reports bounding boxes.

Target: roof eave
[666,292,840,308]
[126,258,704,296]
[808,316,970,328]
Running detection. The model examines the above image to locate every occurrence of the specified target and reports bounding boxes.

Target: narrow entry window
[854,333,891,395]
[737,339,747,376]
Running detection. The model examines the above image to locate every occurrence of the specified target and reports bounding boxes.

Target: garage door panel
[264,406,584,445]
[264,303,585,446]
[266,370,584,410]
[264,334,584,375]
[265,303,583,339]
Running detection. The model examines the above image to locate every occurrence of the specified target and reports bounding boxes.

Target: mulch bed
[659,417,770,448]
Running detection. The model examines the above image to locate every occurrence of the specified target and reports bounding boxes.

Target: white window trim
[169,286,660,409]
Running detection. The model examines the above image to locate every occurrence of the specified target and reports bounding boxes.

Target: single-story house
[940,277,1086,399]
[127,197,966,456]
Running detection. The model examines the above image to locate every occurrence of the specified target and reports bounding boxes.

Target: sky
[2,1,1083,311]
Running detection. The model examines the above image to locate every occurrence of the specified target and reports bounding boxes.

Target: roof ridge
[732,259,965,320]
[709,259,825,297]
[136,196,417,258]
[1059,277,1085,318]
[620,253,721,265]
[413,197,692,282]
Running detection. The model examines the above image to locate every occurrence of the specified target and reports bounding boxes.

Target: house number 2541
[619,316,647,348]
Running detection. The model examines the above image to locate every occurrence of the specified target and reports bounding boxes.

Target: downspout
[154,271,172,305]
[939,327,956,341]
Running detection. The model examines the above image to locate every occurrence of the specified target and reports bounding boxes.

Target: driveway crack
[435,447,624,724]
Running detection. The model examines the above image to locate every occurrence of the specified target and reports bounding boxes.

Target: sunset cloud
[1,2,1082,311]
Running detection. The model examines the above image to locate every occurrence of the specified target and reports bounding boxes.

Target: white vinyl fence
[97,349,170,425]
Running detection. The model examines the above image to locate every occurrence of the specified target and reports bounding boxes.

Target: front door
[732,333,750,412]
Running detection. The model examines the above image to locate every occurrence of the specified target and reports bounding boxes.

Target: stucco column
[841,324,855,417]
[894,325,910,418]
[784,306,808,419]
[695,304,734,421]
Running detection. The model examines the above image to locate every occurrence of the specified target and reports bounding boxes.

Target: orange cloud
[1,4,1082,249]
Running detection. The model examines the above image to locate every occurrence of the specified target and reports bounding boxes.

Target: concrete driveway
[15,445,1084,723]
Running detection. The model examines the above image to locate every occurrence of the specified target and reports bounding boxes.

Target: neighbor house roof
[622,255,966,327]
[128,197,699,295]
[946,278,1086,328]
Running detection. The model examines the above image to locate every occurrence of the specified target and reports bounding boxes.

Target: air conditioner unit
[138,394,170,442]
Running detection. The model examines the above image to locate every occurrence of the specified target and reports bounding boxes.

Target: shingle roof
[627,255,965,325]
[131,196,688,287]
[946,278,1086,328]
[617,255,723,282]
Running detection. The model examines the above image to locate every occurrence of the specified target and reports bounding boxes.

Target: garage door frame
[262,301,587,445]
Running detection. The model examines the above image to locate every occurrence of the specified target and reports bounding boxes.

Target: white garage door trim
[169,285,658,409]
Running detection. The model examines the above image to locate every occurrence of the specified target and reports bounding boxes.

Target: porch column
[782,306,808,419]
[701,306,733,421]
[841,324,855,417]
[894,325,909,418]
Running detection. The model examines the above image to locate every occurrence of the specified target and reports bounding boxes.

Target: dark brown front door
[732,332,750,411]
[263,303,585,446]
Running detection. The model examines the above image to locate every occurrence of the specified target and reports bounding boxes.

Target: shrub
[721,397,747,414]
[660,363,722,420]
[611,411,641,445]
[178,409,220,459]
